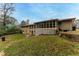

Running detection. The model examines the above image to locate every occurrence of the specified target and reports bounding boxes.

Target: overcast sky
[12,3,79,23]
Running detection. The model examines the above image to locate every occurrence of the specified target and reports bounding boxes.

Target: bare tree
[0,3,14,26]
[0,3,14,41]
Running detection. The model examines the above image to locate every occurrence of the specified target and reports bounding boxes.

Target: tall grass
[4,35,78,56]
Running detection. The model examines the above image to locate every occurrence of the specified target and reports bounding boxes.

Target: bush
[0,24,22,36]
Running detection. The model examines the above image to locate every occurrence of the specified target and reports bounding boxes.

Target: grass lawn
[0,34,79,56]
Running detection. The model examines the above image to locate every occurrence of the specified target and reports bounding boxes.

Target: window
[47,22,49,28]
[50,21,52,28]
[53,21,55,27]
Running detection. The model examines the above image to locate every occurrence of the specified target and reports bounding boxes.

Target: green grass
[0,34,25,51]
[0,34,78,56]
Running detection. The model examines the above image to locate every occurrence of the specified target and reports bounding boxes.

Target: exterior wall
[21,27,27,35]
[29,29,35,35]
[34,28,57,35]
[22,27,58,36]
[60,20,73,31]
[21,27,32,36]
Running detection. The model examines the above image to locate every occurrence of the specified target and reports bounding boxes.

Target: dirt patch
[0,50,5,56]
[61,32,79,42]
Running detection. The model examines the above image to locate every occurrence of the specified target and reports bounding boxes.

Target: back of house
[21,18,76,36]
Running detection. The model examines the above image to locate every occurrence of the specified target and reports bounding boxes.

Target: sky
[11,3,79,24]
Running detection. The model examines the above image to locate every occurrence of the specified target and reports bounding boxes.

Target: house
[21,18,76,36]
